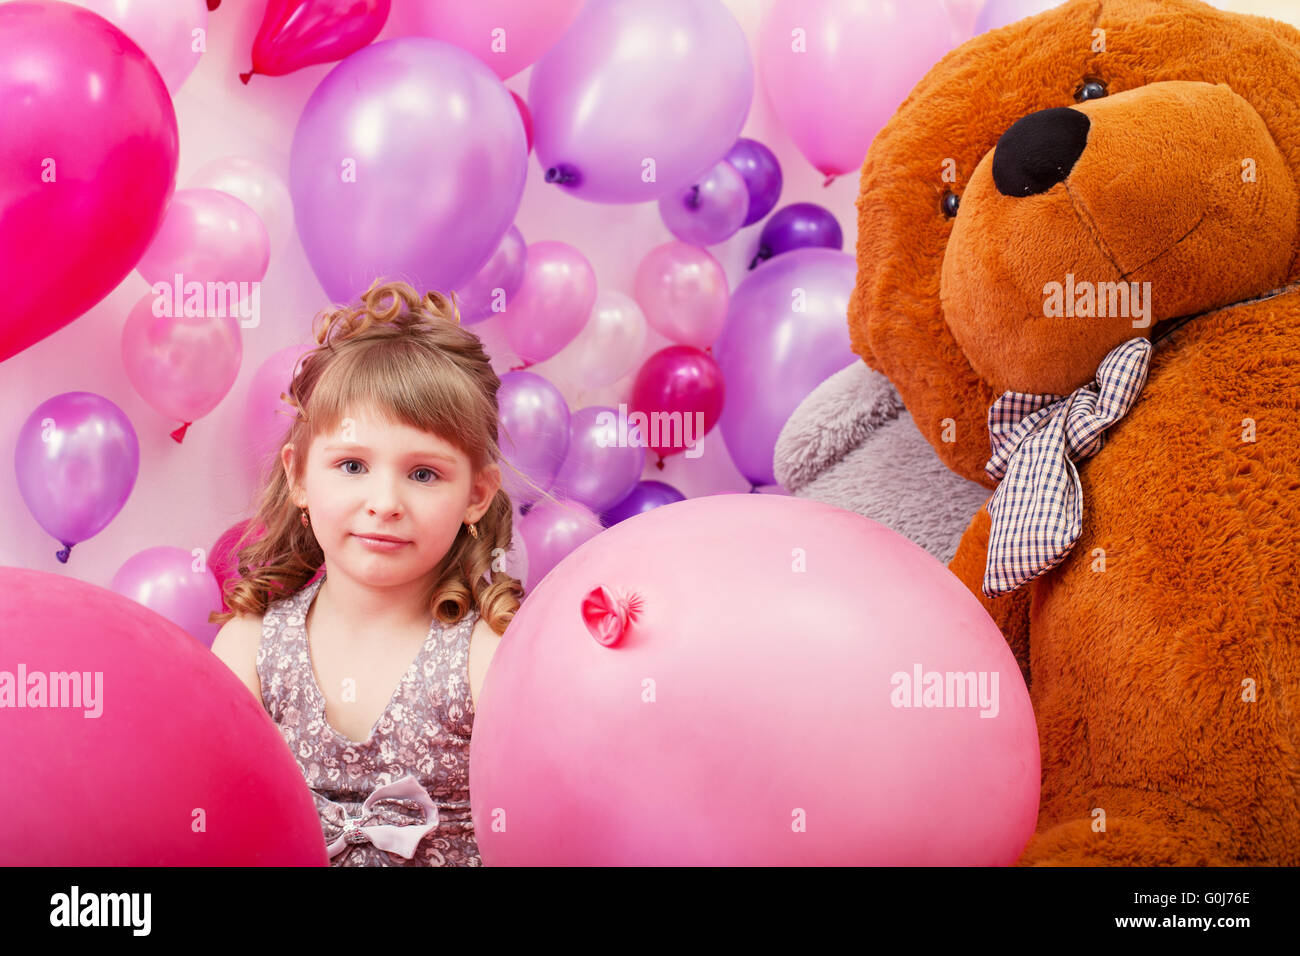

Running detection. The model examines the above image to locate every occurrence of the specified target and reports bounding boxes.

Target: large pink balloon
[136,189,270,296]
[110,546,224,648]
[289,38,527,302]
[242,0,391,83]
[633,242,730,349]
[471,494,1040,864]
[529,0,754,203]
[0,1,178,363]
[499,241,596,364]
[516,499,603,593]
[65,0,208,93]
[759,0,954,182]
[0,567,328,865]
[391,0,584,81]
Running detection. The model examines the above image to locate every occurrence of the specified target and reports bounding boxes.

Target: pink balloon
[241,343,314,481]
[136,189,270,296]
[0,567,328,865]
[759,0,954,182]
[0,1,178,363]
[633,242,730,349]
[120,292,243,443]
[390,0,584,81]
[187,156,295,256]
[67,0,208,93]
[242,0,391,83]
[211,518,268,611]
[500,241,597,364]
[516,499,603,593]
[512,91,534,155]
[658,160,750,247]
[110,546,223,648]
[471,494,1040,864]
[630,346,725,465]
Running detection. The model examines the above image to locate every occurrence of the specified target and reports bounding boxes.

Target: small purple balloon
[551,406,646,513]
[110,546,223,648]
[750,202,843,269]
[517,498,603,592]
[600,480,686,527]
[14,392,140,563]
[725,138,783,227]
[454,224,527,325]
[498,371,571,506]
[658,160,750,247]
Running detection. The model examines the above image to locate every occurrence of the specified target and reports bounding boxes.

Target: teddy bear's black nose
[992,107,1091,197]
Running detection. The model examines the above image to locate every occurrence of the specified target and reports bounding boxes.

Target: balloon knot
[239,69,253,85]
[544,165,578,186]
[56,543,72,563]
[170,421,191,443]
[822,172,837,187]
[685,184,701,210]
[749,247,769,270]
[655,456,665,470]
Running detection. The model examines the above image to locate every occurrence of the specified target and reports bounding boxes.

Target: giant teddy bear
[783,0,1300,865]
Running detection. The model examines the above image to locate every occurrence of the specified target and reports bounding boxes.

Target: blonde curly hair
[210,277,554,635]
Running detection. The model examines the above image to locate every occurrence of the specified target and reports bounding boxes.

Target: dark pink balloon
[210,518,268,611]
[241,0,391,84]
[630,346,725,465]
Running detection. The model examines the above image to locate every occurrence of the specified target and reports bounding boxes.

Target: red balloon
[511,90,534,155]
[630,345,726,466]
[241,0,391,84]
[0,2,178,364]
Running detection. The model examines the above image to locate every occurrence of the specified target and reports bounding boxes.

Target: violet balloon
[629,346,725,465]
[529,0,754,204]
[14,392,140,563]
[658,160,750,247]
[516,499,603,593]
[714,248,858,487]
[600,480,686,527]
[725,138,784,227]
[633,242,730,349]
[0,1,178,364]
[499,241,596,364]
[135,189,270,297]
[110,546,223,648]
[498,371,571,507]
[750,203,843,269]
[454,225,527,325]
[551,406,646,514]
[242,0,391,83]
[289,38,527,303]
[974,0,1062,33]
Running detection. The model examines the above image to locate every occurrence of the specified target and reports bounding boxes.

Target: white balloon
[187,156,295,257]
[536,290,648,389]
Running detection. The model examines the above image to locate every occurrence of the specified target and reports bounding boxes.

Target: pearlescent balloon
[111,546,223,648]
[551,406,646,514]
[658,160,750,247]
[516,499,603,592]
[725,137,784,227]
[633,242,730,349]
[499,241,596,364]
[187,156,295,257]
[454,224,527,325]
[540,290,648,389]
[498,371,571,506]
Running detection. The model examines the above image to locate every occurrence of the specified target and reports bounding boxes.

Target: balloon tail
[749,248,768,270]
[686,185,701,210]
[56,543,73,563]
[544,166,578,186]
[749,483,759,494]
[170,422,191,443]
[822,173,837,187]
[655,456,665,471]
[239,68,253,85]
[509,360,533,371]
[207,0,221,9]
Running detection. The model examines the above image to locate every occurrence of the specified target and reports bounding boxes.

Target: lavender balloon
[454,224,527,324]
[290,38,527,302]
[517,499,603,592]
[551,406,646,513]
[975,0,1062,33]
[498,371,571,506]
[14,392,140,563]
[600,480,686,527]
[750,203,843,269]
[725,138,783,227]
[530,0,754,204]
[658,160,750,247]
[714,249,857,487]
[110,546,223,648]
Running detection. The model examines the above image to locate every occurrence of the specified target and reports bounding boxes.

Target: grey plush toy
[773,361,991,565]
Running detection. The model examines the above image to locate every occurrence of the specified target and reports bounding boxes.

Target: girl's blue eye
[337,460,439,483]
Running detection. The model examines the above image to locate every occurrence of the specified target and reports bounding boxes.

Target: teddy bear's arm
[948,499,1032,689]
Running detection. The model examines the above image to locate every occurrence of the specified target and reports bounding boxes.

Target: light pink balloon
[500,241,597,365]
[633,242,730,349]
[136,189,270,298]
[187,156,295,256]
[759,0,955,182]
[110,545,223,648]
[120,291,242,442]
[65,0,208,94]
[241,343,314,481]
[390,0,585,80]
[539,290,647,389]
[516,499,603,593]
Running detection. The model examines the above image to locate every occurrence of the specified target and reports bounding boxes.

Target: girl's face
[281,403,499,587]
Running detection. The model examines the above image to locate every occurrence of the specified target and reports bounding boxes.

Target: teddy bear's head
[847,0,1300,487]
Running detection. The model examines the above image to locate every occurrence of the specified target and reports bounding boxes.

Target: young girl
[211,278,536,867]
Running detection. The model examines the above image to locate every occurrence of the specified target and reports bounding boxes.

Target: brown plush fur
[850,0,1300,864]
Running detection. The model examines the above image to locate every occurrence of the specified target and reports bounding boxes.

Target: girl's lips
[353,534,410,551]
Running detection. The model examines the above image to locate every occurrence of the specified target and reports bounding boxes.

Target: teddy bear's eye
[1075,79,1107,102]
[941,191,960,218]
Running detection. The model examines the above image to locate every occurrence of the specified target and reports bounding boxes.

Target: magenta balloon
[529,0,754,203]
[289,38,527,302]
[136,189,270,292]
[500,241,596,363]
[245,0,391,82]
[551,406,647,514]
[14,392,140,563]
[633,242,730,349]
[498,371,571,506]
[454,224,527,325]
[241,343,314,482]
[629,346,725,462]
[658,160,750,247]
[211,518,267,611]
[0,1,178,364]
[110,546,223,648]
[391,0,584,81]
[713,248,858,487]
[516,499,603,593]
[759,0,953,181]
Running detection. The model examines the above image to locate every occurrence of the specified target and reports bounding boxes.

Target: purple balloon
[14,392,140,563]
[454,223,527,324]
[110,546,223,648]
[498,371,571,506]
[290,38,527,302]
[600,480,686,527]
[725,138,783,227]
[749,203,843,269]
[658,160,749,247]
[517,499,603,592]
[713,248,858,486]
[551,406,646,513]
[975,0,1061,33]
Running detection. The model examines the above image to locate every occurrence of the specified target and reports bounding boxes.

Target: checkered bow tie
[319,774,439,860]
[982,337,1153,598]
